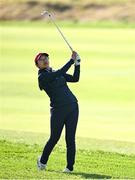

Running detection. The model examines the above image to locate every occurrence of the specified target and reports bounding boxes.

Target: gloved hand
[74,53,81,66]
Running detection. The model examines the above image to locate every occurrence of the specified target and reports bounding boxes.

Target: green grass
[1,129,135,155]
[1,129,135,178]
[0,21,135,142]
[1,20,135,28]
[0,21,135,178]
[0,139,135,179]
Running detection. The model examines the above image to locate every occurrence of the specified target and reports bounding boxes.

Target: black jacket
[38,59,80,107]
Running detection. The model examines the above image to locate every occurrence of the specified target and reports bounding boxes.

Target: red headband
[34,53,49,64]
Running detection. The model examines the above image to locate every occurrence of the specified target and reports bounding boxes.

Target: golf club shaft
[41,11,74,52]
[49,15,73,52]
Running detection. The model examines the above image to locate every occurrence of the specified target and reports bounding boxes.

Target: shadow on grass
[47,170,112,179]
[71,172,112,179]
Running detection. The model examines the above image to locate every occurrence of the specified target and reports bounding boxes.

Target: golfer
[35,51,81,173]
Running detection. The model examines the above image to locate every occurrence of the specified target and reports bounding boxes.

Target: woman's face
[37,55,49,69]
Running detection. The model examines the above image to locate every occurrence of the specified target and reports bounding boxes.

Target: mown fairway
[1,21,135,141]
[0,21,135,178]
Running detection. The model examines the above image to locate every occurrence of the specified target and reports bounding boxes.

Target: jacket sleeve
[38,59,74,88]
[63,65,80,82]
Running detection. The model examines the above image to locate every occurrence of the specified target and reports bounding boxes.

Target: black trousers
[40,102,79,171]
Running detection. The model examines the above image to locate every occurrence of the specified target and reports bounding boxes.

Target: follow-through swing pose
[35,51,81,173]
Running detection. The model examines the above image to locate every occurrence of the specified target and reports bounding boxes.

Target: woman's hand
[71,51,77,60]
[71,51,81,66]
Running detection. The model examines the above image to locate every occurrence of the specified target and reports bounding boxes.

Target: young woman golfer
[35,51,81,173]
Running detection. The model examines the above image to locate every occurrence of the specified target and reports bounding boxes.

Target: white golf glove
[74,53,81,66]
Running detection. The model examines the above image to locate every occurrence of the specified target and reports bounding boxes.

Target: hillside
[0,0,135,22]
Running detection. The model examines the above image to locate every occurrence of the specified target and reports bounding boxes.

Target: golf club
[41,11,73,52]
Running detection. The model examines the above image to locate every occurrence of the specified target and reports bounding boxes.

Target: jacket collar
[38,67,53,73]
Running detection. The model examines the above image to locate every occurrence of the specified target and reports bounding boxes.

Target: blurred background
[0,0,135,153]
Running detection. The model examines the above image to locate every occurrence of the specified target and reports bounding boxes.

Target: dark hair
[42,53,49,57]
[35,61,38,66]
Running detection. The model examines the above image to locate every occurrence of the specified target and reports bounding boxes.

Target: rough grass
[0,140,135,179]
[2,0,133,5]
[1,20,135,28]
